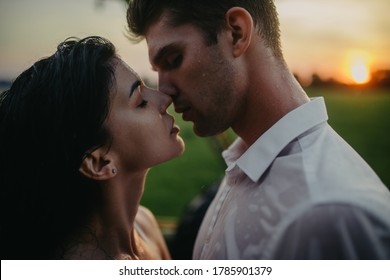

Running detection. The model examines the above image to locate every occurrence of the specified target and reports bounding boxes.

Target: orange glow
[343,51,372,85]
[350,59,370,84]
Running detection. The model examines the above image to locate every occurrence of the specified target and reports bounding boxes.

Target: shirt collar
[223,97,328,182]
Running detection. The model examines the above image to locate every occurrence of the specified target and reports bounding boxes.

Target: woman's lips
[169,116,180,134]
[171,124,180,134]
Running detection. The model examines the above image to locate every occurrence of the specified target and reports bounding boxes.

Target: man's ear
[79,147,117,181]
[225,7,253,57]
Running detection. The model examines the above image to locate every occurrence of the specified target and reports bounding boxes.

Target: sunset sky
[1,0,389,85]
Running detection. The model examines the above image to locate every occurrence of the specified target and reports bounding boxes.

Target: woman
[0,36,184,259]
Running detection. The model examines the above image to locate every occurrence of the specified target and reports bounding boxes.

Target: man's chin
[192,123,225,137]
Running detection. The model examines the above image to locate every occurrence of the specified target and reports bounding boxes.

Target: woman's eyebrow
[129,80,141,98]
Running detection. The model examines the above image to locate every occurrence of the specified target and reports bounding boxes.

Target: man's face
[145,13,244,137]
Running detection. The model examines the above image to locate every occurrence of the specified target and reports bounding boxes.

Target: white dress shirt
[193,97,390,259]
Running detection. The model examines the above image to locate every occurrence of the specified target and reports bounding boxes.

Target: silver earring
[112,168,117,174]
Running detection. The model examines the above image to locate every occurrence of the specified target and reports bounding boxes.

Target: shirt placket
[199,166,240,258]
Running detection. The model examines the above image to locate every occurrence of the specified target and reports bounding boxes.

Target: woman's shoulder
[136,205,157,223]
[135,206,160,237]
[135,205,171,259]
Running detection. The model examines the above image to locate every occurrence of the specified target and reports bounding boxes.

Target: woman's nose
[145,87,172,113]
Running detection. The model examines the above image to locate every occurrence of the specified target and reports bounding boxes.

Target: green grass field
[142,87,390,222]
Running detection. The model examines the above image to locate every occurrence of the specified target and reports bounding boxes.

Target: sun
[350,59,370,84]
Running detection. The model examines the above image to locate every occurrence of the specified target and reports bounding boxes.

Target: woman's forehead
[114,58,140,80]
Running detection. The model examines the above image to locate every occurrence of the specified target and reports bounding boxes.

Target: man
[126,0,390,259]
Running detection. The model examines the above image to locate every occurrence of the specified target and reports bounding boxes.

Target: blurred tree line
[295,70,390,89]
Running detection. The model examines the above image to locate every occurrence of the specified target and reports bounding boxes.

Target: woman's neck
[64,170,150,259]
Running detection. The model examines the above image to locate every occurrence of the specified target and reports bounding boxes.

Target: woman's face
[105,59,184,172]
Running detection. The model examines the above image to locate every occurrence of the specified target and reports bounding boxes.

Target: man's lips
[174,106,189,114]
[175,107,192,121]
[182,110,192,121]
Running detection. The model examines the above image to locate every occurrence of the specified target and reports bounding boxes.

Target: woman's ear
[79,147,117,181]
[225,7,253,57]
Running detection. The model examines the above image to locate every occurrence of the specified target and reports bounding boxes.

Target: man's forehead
[146,21,202,53]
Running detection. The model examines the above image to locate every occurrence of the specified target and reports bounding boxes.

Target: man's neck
[232,66,309,146]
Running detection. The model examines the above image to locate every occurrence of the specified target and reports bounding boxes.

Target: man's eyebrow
[151,43,180,68]
[129,80,141,98]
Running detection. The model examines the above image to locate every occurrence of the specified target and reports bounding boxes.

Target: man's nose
[158,91,173,113]
[158,72,177,99]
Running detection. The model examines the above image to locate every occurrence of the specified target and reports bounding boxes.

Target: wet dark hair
[127,0,282,58]
[0,36,117,259]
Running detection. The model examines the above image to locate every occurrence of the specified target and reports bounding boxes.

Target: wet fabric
[193,97,390,259]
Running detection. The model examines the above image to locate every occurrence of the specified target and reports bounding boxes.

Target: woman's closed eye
[129,81,148,108]
[137,99,148,108]
[136,84,149,108]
